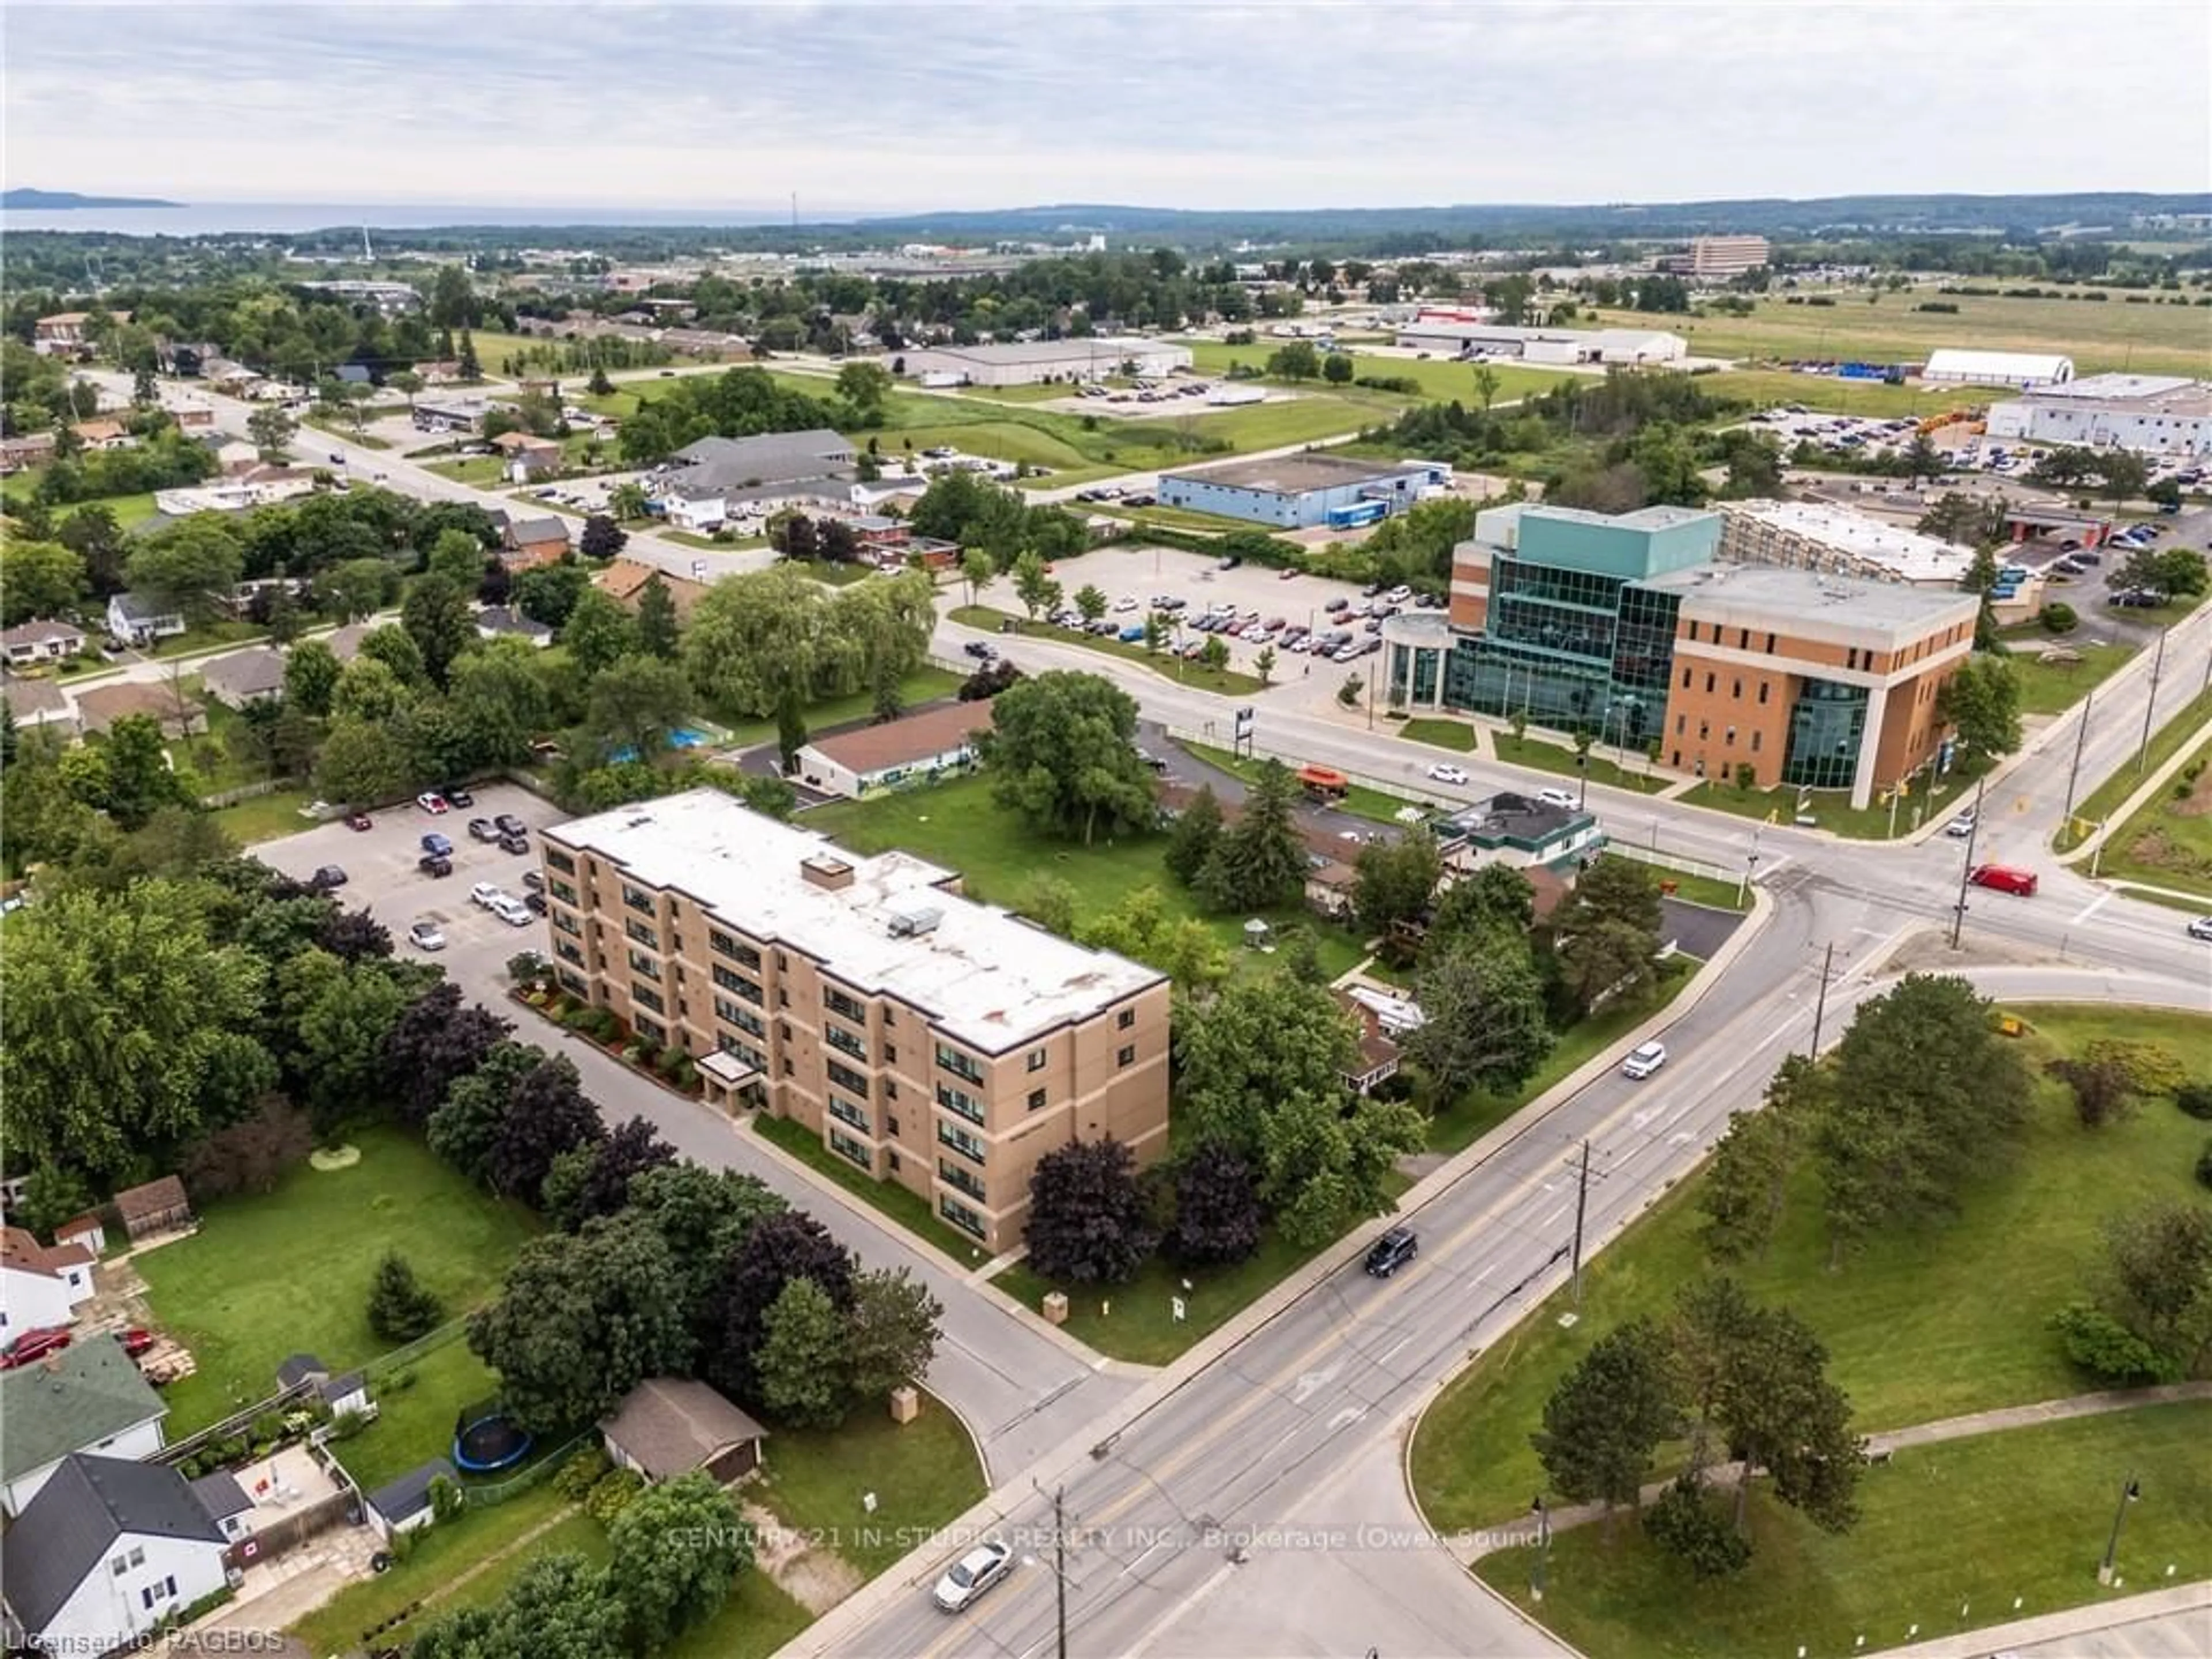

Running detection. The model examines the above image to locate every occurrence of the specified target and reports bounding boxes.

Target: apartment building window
[938,1195,986,1240]
[885,1080,899,1100]
[935,1082,986,1125]
[550,877,579,907]
[1846,647,1859,671]
[774,950,789,972]
[938,1159,988,1202]
[1117,1044,1137,1067]
[627,949,661,981]
[828,1095,872,1135]
[1675,714,1686,736]
[1766,633,1777,653]
[1026,1047,1048,1073]
[1725,726,1736,748]
[716,1034,766,1072]
[622,883,656,916]
[1116,1009,1135,1031]
[828,1130,874,1171]
[551,910,581,938]
[554,938,585,967]
[631,983,665,1014]
[824,985,868,1023]
[625,918,660,950]
[557,967,589,998]
[827,1059,870,1096]
[710,964,763,1003]
[1027,1088,1048,1112]
[1758,682,1770,705]
[1732,678,1742,700]
[1680,667,1692,690]
[1703,672,1715,694]
[1698,721,1710,740]
[935,1042,985,1085]
[884,1041,897,1065]
[714,997,765,1037]
[1738,628,1750,650]
[544,848,577,876]
[1751,731,1763,753]
[635,1014,665,1045]
[825,1024,869,1062]
[882,1007,896,1027]
[937,1120,988,1165]
[708,929,761,969]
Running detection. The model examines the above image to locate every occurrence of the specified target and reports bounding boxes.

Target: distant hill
[3,187,184,210]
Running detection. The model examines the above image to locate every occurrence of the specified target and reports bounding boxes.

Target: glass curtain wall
[1782,680,1869,789]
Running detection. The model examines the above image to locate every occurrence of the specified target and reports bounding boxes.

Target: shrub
[327,1408,370,1442]
[586,1468,645,1525]
[1733,762,1758,791]
[383,1366,416,1393]
[2177,1082,2212,1120]
[389,1524,419,1562]
[2052,1301,2180,1384]
[429,1474,467,1523]
[249,1411,287,1447]
[2197,1138,2212,1190]
[2040,601,2078,632]
[553,1448,610,1502]
[655,1045,688,1080]
[2084,1039,2186,1097]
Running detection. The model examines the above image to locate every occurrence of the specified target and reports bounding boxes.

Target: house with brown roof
[198,646,288,708]
[490,430,565,482]
[1,675,74,730]
[74,681,203,740]
[600,1378,767,1485]
[791,700,994,800]
[33,313,93,357]
[1304,859,1359,921]
[499,516,571,571]
[0,430,56,474]
[0,1226,96,1336]
[112,1177,193,1245]
[592,558,710,620]
[1335,993,1404,1097]
[70,419,135,452]
[1,619,88,665]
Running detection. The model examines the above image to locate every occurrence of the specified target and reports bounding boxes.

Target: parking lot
[248,780,554,1004]
[1014,544,1440,679]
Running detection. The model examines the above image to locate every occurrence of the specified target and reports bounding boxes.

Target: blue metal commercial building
[1157,454,1451,529]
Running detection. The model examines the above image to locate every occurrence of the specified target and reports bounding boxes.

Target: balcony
[935,1083,984,1126]
[936,1120,987,1166]
[934,1043,984,1086]
[621,885,657,917]
[825,1024,869,1063]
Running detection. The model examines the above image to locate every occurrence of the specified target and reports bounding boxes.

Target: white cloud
[5,2,2206,210]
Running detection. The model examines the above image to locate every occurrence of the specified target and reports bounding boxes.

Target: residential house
[474,607,554,647]
[104,592,186,646]
[198,646,288,709]
[365,1458,456,1541]
[790,699,994,800]
[32,313,93,357]
[491,431,565,482]
[55,1216,107,1257]
[0,676,75,731]
[601,1377,768,1485]
[415,359,467,385]
[74,682,203,741]
[1335,994,1404,1096]
[111,1178,192,1247]
[0,431,57,474]
[70,420,135,453]
[153,468,316,517]
[325,623,370,663]
[189,1472,255,1547]
[0,1226,97,1340]
[2,1453,229,1654]
[0,1338,169,1517]
[592,557,711,620]
[646,430,857,532]
[1,619,88,665]
[164,403,216,433]
[211,438,260,475]
[1434,794,1604,876]
[500,516,571,571]
[1302,859,1359,921]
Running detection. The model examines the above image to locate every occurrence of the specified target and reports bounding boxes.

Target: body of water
[2,201,864,236]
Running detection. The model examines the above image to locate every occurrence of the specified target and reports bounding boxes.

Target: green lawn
[1646,863,1751,912]
[805,772,1368,985]
[2009,639,2140,717]
[332,1331,509,1492]
[996,1227,1332,1366]
[1411,1006,2212,1533]
[751,1390,986,1579]
[150,620,266,660]
[663,1573,816,1659]
[718,666,963,750]
[1679,758,1981,841]
[1495,732,1665,796]
[58,490,161,529]
[427,456,511,487]
[1699,369,1986,418]
[951,605,1266,695]
[1476,1399,2212,1659]
[2094,731,2212,900]
[211,787,322,844]
[1186,342,1577,407]
[287,1482,574,1656]
[751,1112,992,1268]
[1399,716,1478,752]
[137,1124,540,1433]
[2059,685,2212,850]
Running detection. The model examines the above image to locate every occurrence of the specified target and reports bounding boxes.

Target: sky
[5,1,2210,214]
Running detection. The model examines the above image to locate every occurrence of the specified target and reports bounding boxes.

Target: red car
[1,1326,73,1369]
[344,810,373,832]
[1968,863,2039,897]
[416,791,450,815]
[122,1327,157,1358]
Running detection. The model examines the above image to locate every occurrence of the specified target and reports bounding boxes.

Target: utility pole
[2134,624,2169,778]
[2060,685,2095,828]
[1052,1484,1069,1659]
[1809,941,1836,1058]
[1570,1140,1592,1307]
[2097,1474,2141,1585]
[1949,775,1988,949]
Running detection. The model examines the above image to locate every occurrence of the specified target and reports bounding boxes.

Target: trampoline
[452,1402,534,1474]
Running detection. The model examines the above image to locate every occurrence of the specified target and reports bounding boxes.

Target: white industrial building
[1985,373,2212,458]
[1392,321,1687,366]
[897,338,1192,387]
[1919,349,2075,389]
[1717,499,1975,587]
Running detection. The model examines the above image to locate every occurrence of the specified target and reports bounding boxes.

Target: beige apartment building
[539,790,1171,1252]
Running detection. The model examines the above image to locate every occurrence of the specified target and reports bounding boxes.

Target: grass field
[1699,369,1988,419]
[1399,715,1478,751]
[58,490,161,529]
[137,1124,540,1433]
[2094,732,2212,900]
[1476,1399,2212,1659]
[750,1389,986,1578]
[1411,1005,2212,1535]
[751,1112,992,1268]
[332,1330,509,1492]
[1185,342,1576,407]
[211,787,323,844]
[2008,638,2140,715]
[951,605,1266,695]
[1586,289,2212,378]
[1495,732,1666,797]
[2059,685,2212,850]
[1679,756,1980,841]
[805,772,1368,984]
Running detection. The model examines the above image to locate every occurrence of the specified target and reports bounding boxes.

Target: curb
[2056,711,2212,867]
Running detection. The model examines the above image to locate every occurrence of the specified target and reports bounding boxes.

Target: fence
[1606,839,1737,887]
[363,1315,471,1383]
[200,779,285,809]
[463,1431,589,1509]
[153,1381,316,1468]
[1161,723,1454,813]
[238,1487,357,1559]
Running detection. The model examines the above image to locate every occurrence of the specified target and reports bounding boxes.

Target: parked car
[418,853,454,878]
[416,791,450,815]
[522,870,546,892]
[420,831,453,857]
[344,810,373,832]
[120,1328,156,1358]
[1969,864,2039,897]
[470,881,506,908]
[1,1327,73,1369]
[1426,763,1470,785]
[490,895,534,927]
[933,1540,1014,1612]
[1363,1226,1419,1278]
[525,892,548,915]
[442,783,476,808]
[498,832,530,855]
[495,814,528,837]
[308,865,348,891]
[1112,596,1139,613]
[963,640,995,659]
[408,919,448,952]
[468,817,501,842]
[1621,1040,1669,1080]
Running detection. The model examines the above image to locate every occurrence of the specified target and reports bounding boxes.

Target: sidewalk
[2058,713,2212,865]
[1453,1381,2212,1563]
[1869,1580,2210,1659]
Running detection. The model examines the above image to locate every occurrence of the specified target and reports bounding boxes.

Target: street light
[1738,825,1762,906]
[2097,1474,2141,1585]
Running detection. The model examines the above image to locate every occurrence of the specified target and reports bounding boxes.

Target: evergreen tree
[366,1249,444,1342]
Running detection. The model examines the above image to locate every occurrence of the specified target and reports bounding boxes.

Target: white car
[1945,809,1977,838]
[933,1540,1013,1612]
[489,895,534,928]
[469,881,507,909]
[408,919,447,952]
[1385,585,1413,603]
[1111,596,1138,613]
[1536,787,1578,810]
[2188,916,2212,942]
[1622,1041,1668,1080]
[1426,763,1470,786]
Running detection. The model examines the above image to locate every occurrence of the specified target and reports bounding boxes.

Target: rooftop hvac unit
[887,902,942,939]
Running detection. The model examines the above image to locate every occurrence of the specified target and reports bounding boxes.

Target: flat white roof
[1676,563,1979,646]
[915,338,1186,365]
[1722,499,1974,584]
[550,790,1162,1052]
[1923,349,2074,381]
[2013,373,2209,414]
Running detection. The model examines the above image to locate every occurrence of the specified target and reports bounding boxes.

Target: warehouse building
[1440,503,1976,808]
[1919,350,2075,389]
[1392,320,1687,365]
[897,338,1192,387]
[1717,499,1975,587]
[1985,373,2212,458]
[1157,454,1452,529]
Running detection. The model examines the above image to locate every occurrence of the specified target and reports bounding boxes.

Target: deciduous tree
[845,1267,944,1401]
[586,653,691,763]
[1353,827,1442,938]
[1531,1316,1675,1533]
[1162,785,1225,888]
[608,1473,752,1651]
[382,984,514,1124]
[126,516,245,627]
[1936,653,2022,764]
[1165,1141,1263,1267]
[283,638,342,717]
[1403,938,1553,1103]
[579,513,627,560]
[1698,1056,1824,1262]
[698,1209,856,1407]
[0,538,84,624]
[1025,1139,1157,1286]
[486,1055,605,1202]
[981,670,1156,845]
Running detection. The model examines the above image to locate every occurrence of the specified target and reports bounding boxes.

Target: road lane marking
[2072,892,2114,925]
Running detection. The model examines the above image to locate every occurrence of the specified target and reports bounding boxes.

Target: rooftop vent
[801,853,855,892]
[887,901,942,939]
